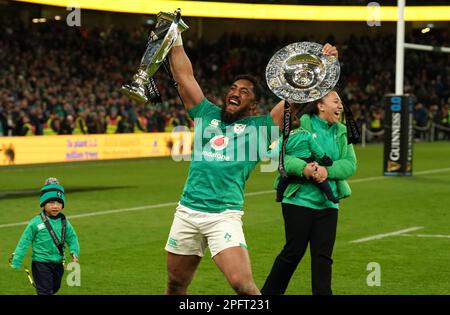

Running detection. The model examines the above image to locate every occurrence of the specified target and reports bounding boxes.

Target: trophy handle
[158,8,188,33]
[146,15,181,75]
[174,8,181,24]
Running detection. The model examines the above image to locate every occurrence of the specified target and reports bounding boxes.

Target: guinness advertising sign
[383,94,414,176]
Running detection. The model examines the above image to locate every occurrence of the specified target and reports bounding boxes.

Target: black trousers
[32,261,64,295]
[261,203,338,295]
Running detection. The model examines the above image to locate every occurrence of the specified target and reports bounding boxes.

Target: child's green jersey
[11,213,79,268]
[279,127,327,161]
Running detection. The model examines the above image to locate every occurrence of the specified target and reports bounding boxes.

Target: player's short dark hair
[232,74,262,102]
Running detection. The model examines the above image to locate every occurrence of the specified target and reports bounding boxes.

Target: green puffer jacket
[276,114,357,200]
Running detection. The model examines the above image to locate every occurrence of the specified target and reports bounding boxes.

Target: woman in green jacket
[261,90,357,295]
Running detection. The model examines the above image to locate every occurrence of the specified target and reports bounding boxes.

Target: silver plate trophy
[120,8,189,104]
[266,41,340,104]
[266,42,340,184]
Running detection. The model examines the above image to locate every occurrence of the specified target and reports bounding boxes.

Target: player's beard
[221,104,248,124]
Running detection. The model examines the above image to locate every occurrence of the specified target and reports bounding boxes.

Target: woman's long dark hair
[298,88,340,118]
[297,87,360,144]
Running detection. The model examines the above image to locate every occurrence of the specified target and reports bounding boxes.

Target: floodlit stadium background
[0,0,449,294]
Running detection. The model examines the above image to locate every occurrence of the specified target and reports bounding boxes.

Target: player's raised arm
[168,36,205,110]
[269,99,286,129]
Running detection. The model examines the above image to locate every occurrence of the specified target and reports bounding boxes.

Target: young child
[10,177,80,295]
[274,128,339,203]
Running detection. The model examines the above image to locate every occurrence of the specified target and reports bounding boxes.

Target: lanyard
[40,211,66,257]
[279,100,292,179]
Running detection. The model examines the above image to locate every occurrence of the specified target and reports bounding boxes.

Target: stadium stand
[0,15,449,139]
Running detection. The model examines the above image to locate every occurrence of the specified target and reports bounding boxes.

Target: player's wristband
[173,33,183,47]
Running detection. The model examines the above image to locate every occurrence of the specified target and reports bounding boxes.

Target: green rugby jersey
[180,98,278,213]
[280,128,327,161]
[11,213,80,268]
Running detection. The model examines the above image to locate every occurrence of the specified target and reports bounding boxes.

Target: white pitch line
[0,220,30,228]
[409,167,450,176]
[69,202,178,219]
[347,167,450,184]
[349,227,424,243]
[0,202,178,228]
[2,167,450,229]
[245,190,273,196]
[402,234,450,239]
[415,234,450,238]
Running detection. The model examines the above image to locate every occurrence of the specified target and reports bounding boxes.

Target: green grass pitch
[0,142,449,294]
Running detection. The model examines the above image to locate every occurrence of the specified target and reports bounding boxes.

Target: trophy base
[119,84,148,104]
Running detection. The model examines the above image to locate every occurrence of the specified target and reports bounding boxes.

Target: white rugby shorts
[165,203,248,257]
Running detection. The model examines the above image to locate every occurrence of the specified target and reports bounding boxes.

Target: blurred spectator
[436,103,450,140]
[59,115,74,135]
[43,113,60,135]
[116,112,134,133]
[74,110,88,134]
[413,102,429,140]
[0,107,8,136]
[106,107,120,134]
[367,107,384,142]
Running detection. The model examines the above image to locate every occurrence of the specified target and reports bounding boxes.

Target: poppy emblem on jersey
[210,135,229,151]
[233,124,246,134]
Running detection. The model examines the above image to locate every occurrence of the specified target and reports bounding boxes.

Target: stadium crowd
[0,17,449,138]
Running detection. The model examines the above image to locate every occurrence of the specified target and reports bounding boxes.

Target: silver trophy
[120,8,189,104]
[266,42,340,180]
[266,41,340,104]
